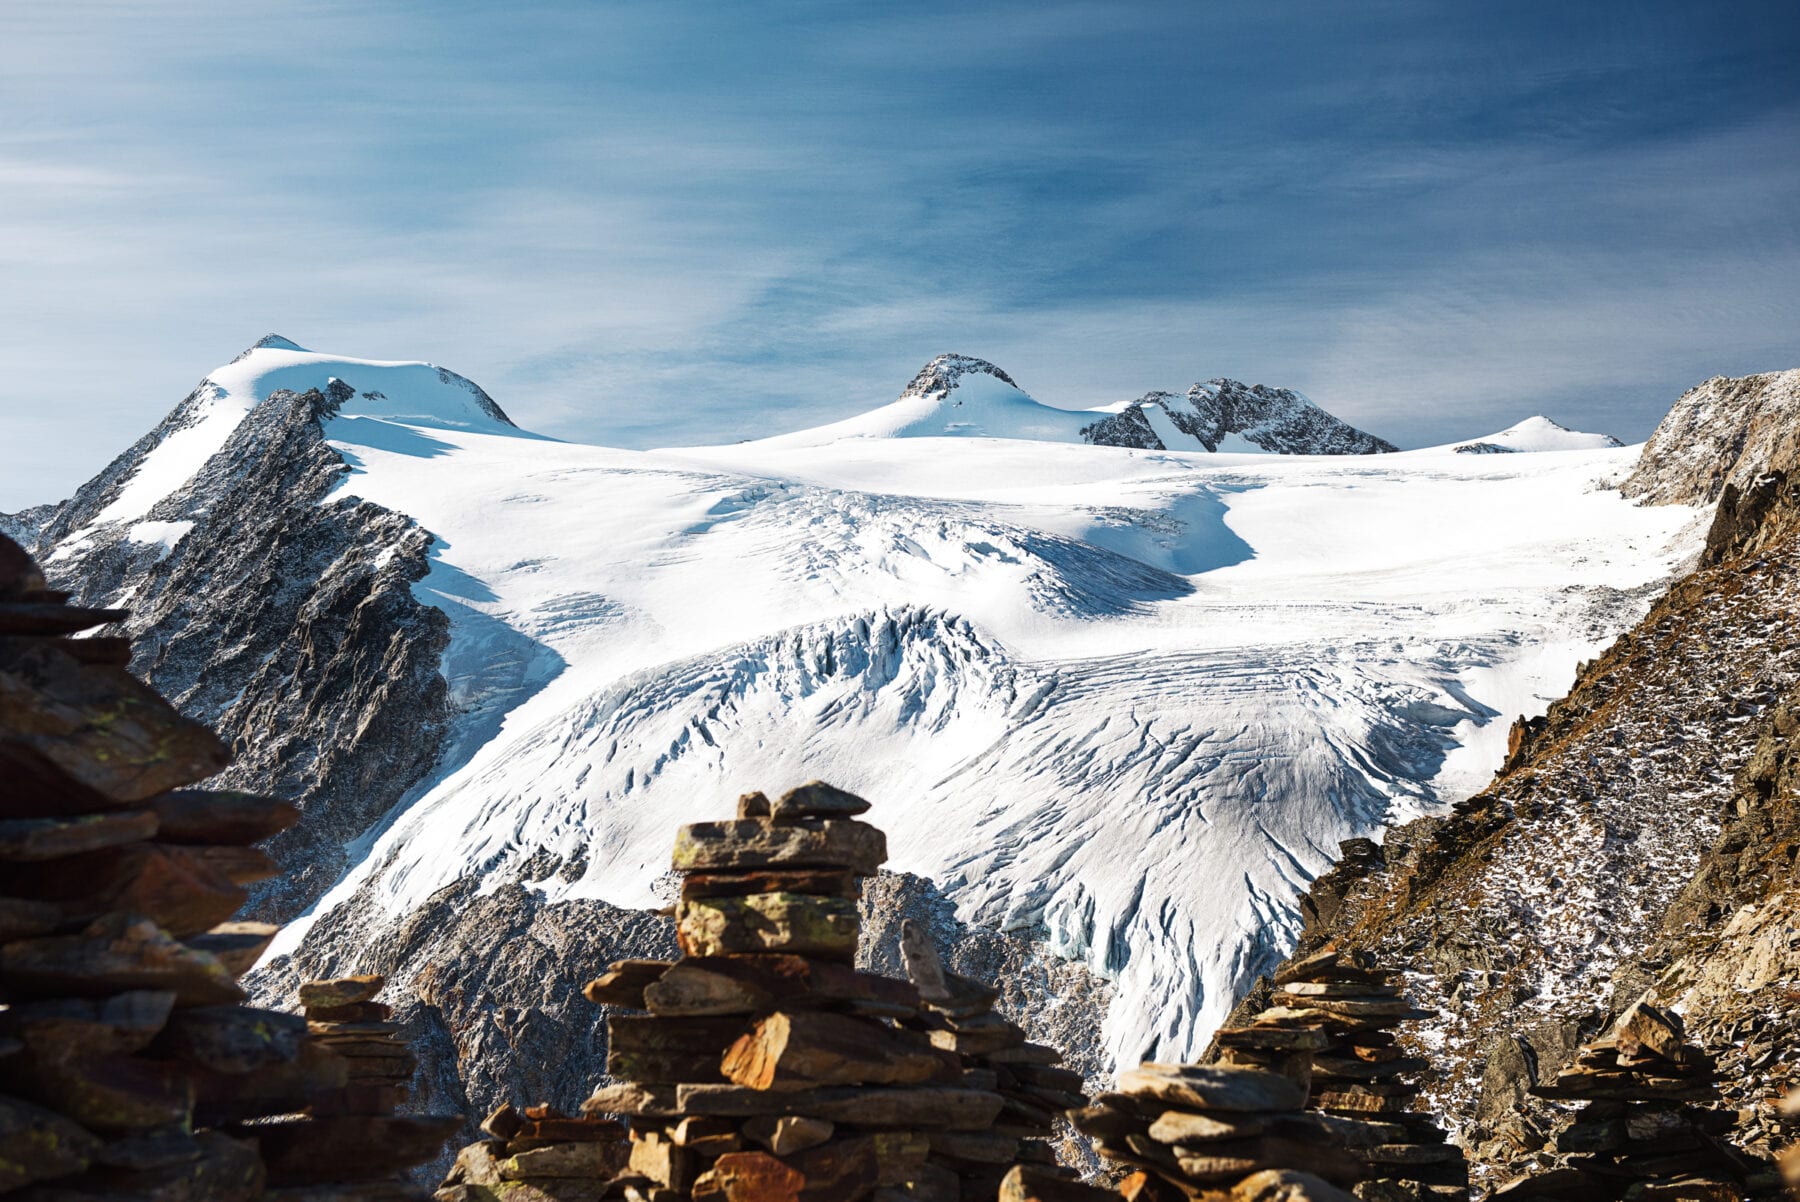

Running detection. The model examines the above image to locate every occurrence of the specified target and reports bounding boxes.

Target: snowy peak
[758,356,1396,455]
[1453,415,1623,454]
[47,339,523,538]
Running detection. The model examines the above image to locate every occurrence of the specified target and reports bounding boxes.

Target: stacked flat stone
[437,1103,632,1201]
[1215,949,1467,1201]
[578,781,1022,1202]
[301,974,413,1115]
[897,920,1091,1194]
[1495,1000,1773,1201]
[1781,1087,1799,1199]
[1070,1062,1377,1200]
[0,532,456,1201]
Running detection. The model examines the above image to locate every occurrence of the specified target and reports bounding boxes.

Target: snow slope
[129,346,1690,1071]
[1453,416,1623,455]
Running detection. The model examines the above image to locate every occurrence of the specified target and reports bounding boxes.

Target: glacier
[35,338,1704,1071]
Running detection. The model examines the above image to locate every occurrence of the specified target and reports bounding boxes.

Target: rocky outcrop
[1623,368,1800,505]
[1082,381,1398,456]
[41,382,455,924]
[1236,421,1800,1187]
[902,354,1023,401]
[0,533,458,1200]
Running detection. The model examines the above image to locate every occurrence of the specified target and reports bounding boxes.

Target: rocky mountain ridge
[1225,367,1800,1189]
[900,352,1398,454]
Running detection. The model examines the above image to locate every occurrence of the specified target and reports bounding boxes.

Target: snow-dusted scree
[17,338,1699,1092]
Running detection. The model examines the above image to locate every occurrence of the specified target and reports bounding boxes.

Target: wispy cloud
[0,1,1796,507]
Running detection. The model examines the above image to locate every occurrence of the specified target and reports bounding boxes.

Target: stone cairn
[566,781,1105,1201]
[1068,1061,1373,1201]
[437,1102,631,1201]
[1494,999,1775,1200]
[0,532,456,1200]
[1210,948,1468,1201]
[896,919,1088,1183]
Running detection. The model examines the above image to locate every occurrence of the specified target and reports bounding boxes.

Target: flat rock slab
[298,975,385,1009]
[1,914,244,1005]
[0,1093,104,1191]
[677,893,859,959]
[146,789,301,846]
[646,955,918,1017]
[722,1009,957,1091]
[671,819,885,874]
[676,1084,1005,1130]
[1118,1064,1306,1113]
[0,810,158,861]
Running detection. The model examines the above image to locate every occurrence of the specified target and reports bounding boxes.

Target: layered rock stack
[1069,1062,1373,1200]
[576,781,1059,1201]
[437,1103,632,1201]
[1494,1000,1773,1200]
[0,531,455,1200]
[1211,949,1467,1201]
[898,920,1088,1183]
[1782,1087,1799,1199]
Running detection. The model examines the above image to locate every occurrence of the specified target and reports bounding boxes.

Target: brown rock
[0,913,244,1005]
[670,819,886,875]
[1117,1170,1185,1202]
[606,1015,749,1084]
[769,782,872,820]
[1228,1169,1357,1202]
[583,959,673,1008]
[672,1083,1005,1129]
[643,955,916,1017]
[681,869,859,901]
[676,894,859,960]
[693,1137,879,1202]
[184,923,280,976]
[10,843,248,936]
[742,1115,834,1156]
[1117,1064,1307,1113]
[0,895,65,941]
[5,990,176,1058]
[1147,1109,1266,1144]
[298,975,386,1009]
[500,1140,631,1179]
[145,790,301,845]
[0,642,229,809]
[0,1093,105,1191]
[0,811,158,861]
[720,1010,957,1091]
[999,1165,1121,1202]
[154,1005,307,1074]
[0,603,129,636]
[254,1114,461,1184]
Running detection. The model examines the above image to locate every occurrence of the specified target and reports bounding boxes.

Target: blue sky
[2,0,1797,508]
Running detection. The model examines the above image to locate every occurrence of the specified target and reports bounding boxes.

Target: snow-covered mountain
[757,353,1398,454]
[20,337,1704,1123]
[1452,415,1624,455]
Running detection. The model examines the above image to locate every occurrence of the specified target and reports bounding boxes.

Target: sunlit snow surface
[212,348,1697,1068]
[289,434,1694,1060]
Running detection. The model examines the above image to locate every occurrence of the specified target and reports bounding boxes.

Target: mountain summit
[760,352,1398,453]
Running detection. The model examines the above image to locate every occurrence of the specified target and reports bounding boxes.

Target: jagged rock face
[1081,379,1398,455]
[900,353,1021,400]
[0,503,55,546]
[37,382,453,924]
[1624,368,1800,505]
[1242,470,1800,1182]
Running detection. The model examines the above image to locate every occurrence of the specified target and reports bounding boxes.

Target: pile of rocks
[0,532,455,1200]
[299,974,416,1117]
[438,1103,632,1201]
[898,920,1088,1178]
[1070,1061,1374,1200]
[1494,1000,1773,1200]
[1212,949,1467,1201]
[577,781,1082,1201]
